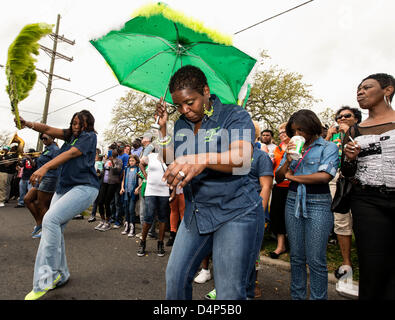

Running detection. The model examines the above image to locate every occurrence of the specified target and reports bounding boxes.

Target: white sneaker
[99,222,112,231]
[121,222,129,235]
[95,221,105,230]
[128,224,135,237]
[194,269,212,284]
[0,202,5,207]
[335,265,358,299]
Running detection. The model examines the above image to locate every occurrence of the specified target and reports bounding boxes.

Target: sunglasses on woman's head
[335,113,353,121]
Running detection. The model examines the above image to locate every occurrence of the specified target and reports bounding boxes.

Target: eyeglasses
[335,113,353,121]
[279,131,286,135]
[41,137,49,141]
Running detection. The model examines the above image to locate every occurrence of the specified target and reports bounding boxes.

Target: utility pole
[36,14,74,151]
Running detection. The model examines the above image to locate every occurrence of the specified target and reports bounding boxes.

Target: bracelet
[158,135,172,146]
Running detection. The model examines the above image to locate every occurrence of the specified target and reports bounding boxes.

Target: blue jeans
[166,203,263,300]
[123,194,137,224]
[246,203,265,299]
[285,191,333,300]
[32,185,98,292]
[110,184,123,223]
[18,179,32,206]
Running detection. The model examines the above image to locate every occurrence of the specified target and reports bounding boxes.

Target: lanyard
[293,146,313,172]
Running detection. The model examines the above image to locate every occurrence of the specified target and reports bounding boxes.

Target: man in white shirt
[260,129,278,161]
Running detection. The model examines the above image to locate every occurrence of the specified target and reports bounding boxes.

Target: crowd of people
[0,67,394,301]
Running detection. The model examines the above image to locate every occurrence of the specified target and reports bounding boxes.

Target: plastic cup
[288,136,305,160]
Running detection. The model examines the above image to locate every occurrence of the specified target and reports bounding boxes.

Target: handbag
[331,175,352,213]
[331,123,361,213]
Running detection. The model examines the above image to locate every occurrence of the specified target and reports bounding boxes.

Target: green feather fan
[5,23,53,129]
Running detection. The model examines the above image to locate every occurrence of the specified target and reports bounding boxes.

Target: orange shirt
[273,142,290,188]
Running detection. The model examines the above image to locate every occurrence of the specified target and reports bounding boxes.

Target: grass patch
[261,230,359,281]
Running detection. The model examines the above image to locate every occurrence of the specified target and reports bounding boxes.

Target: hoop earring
[384,95,392,108]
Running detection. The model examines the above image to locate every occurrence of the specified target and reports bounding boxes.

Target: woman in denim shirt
[276,110,339,300]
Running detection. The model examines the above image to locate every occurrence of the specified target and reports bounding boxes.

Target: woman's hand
[29,166,48,185]
[163,155,207,190]
[344,141,361,161]
[120,188,125,195]
[155,97,168,130]
[338,123,350,134]
[284,169,295,181]
[14,116,28,129]
[285,140,296,162]
[326,126,338,139]
[134,188,140,195]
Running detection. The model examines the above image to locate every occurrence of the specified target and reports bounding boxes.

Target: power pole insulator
[36,14,75,152]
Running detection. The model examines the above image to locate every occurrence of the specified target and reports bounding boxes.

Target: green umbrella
[90,2,256,106]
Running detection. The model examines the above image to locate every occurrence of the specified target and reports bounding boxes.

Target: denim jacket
[173,94,261,233]
[277,137,339,218]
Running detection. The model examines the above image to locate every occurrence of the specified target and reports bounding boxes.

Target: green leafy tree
[0,130,12,147]
[245,52,319,137]
[318,107,337,128]
[104,90,179,145]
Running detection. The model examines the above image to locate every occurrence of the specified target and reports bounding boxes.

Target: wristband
[158,135,172,146]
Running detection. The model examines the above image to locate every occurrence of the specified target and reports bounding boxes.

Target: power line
[0,105,42,115]
[234,0,314,35]
[1,63,120,121]
[34,83,120,121]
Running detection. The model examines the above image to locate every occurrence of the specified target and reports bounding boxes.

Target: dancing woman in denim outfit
[16,110,100,300]
[155,65,262,300]
[276,110,339,300]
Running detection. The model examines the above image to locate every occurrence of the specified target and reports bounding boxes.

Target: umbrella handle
[151,116,161,130]
[151,91,169,130]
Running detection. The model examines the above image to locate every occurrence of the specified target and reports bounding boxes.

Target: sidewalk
[260,255,338,284]
[260,254,359,299]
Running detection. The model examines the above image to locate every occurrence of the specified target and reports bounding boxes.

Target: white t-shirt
[144,153,170,197]
[261,143,277,160]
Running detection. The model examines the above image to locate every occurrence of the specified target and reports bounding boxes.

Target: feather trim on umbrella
[132,2,233,46]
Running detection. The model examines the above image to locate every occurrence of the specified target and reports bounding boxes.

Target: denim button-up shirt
[36,143,60,179]
[173,94,261,234]
[56,131,100,195]
[277,137,339,218]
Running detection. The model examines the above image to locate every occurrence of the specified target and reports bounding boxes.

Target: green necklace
[203,103,214,117]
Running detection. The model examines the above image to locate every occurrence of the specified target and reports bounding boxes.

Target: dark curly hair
[360,73,395,102]
[335,106,362,124]
[286,109,322,138]
[64,109,96,141]
[169,65,208,95]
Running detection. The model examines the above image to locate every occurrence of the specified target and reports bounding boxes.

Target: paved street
[0,199,347,301]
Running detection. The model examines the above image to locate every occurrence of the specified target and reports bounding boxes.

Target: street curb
[260,255,344,285]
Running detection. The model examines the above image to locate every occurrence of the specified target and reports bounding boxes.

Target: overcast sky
[1,0,394,150]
